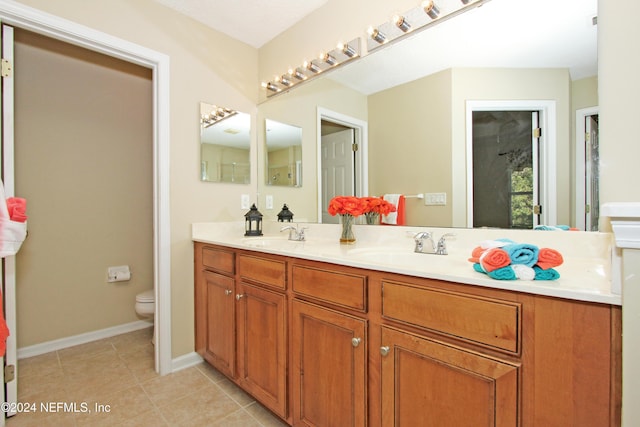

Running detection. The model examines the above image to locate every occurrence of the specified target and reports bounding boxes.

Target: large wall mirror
[200,102,251,184]
[265,119,302,187]
[256,0,598,229]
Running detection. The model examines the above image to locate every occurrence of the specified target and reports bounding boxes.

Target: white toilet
[135,289,155,344]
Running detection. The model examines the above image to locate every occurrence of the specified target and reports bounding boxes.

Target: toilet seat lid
[136,290,155,303]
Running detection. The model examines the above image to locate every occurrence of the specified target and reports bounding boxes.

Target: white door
[321,129,354,223]
[1,23,18,422]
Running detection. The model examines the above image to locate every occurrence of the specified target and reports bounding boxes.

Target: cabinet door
[236,282,288,419]
[380,326,519,427]
[292,300,367,427]
[204,270,235,377]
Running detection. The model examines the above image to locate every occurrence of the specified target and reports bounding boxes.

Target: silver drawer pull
[380,346,390,357]
[351,337,362,348]
[224,289,232,296]
[235,294,244,300]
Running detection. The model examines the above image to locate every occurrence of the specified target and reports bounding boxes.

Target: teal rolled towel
[502,243,539,267]
[533,266,560,280]
[488,265,517,280]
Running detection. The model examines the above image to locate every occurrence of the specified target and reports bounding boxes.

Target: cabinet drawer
[202,246,235,275]
[292,265,367,312]
[238,254,286,290]
[382,280,520,353]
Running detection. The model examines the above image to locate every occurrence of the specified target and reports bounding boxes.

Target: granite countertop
[192,221,620,306]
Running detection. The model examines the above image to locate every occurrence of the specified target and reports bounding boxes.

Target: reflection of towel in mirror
[381,194,405,225]
[0,290,9,357]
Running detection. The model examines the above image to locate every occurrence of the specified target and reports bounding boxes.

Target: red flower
[328,196,368,217]
[362,196,396,215]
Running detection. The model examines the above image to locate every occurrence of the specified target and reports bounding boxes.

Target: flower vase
[340,214,356,244]
[365,212,379,225]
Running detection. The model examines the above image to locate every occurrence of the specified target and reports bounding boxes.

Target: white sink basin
[345,247,470,273]
[240,237,295,248]
[347,247,436,266]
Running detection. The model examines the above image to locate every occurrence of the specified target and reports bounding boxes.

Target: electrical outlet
[241,194,250,209]
[266,195,274,209]
[424,192,447,206]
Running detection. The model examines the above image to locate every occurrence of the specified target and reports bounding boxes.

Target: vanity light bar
[367,0,490,52]
[393,15,412,33]
[201,107,238,128]
[262,38,361,98]
[261,0,489,97]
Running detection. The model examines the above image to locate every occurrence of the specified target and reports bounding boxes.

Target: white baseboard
[171,351,203,372]
[17,320,153,359]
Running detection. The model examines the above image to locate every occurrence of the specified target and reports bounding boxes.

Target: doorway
[317,108,368,223]
[0,2,172,380]
[466,100,557,228]
[471,110,540,229]
[575,107,600,231]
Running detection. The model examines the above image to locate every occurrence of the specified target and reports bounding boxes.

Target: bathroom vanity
[193,222,621,426]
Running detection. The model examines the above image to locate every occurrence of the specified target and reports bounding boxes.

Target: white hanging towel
[381,194,406,225]
[0,179,27,258]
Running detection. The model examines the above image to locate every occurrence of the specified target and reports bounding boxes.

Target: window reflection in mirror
[265,119,302,187]
[200,102,250,184]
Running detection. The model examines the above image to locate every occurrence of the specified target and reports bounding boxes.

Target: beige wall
[13,0,259,357]
[369,69,453,226]
[14,30,153,346]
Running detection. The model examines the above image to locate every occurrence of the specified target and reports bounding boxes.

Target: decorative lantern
[244,204,263,236]
[277,204,294,222]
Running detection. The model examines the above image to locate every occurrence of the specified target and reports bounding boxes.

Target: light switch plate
[241,194,250,209]
[266,195,274,209]
[425,192,447,206]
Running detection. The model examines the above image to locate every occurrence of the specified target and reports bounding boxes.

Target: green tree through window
[510,167,533,228]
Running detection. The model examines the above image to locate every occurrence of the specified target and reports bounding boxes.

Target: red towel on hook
[381,194,405,225]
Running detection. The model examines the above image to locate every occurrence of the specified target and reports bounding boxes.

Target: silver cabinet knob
[380,346,390,357]
[235,294,244,300]
[224,289,232,296]
[351,337,362,348]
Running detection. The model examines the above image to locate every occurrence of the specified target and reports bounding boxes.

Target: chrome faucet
[414,231,455,255]
[280,224,307,241]
[414,232,435,254]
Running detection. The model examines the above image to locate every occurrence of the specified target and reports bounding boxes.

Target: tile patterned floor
[6,327,288,426]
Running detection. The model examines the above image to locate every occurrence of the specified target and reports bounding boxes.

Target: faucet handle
[297,227,308,241]
[414,231,431,240]
[436,233,456,255]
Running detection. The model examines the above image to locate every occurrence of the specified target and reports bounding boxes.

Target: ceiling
[152,0,328,48]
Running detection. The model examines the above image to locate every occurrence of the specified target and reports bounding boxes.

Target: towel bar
[405,194,424,199]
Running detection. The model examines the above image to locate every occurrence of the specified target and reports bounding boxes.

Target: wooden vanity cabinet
[235,253,288,419]
[290,264,369,427]
[194,243,621,427]
[379,326,519,427]
[194,243,289,420]
[194,245,236,378]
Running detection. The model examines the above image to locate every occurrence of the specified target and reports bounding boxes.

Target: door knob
[380,346,390,356]
[235,294,244,300]
[351,337,362,348]
[224,289,232,296]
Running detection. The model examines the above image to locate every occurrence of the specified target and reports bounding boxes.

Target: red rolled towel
[536,248,564,270]
[479,248,511,272]
[468,246,486,263]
